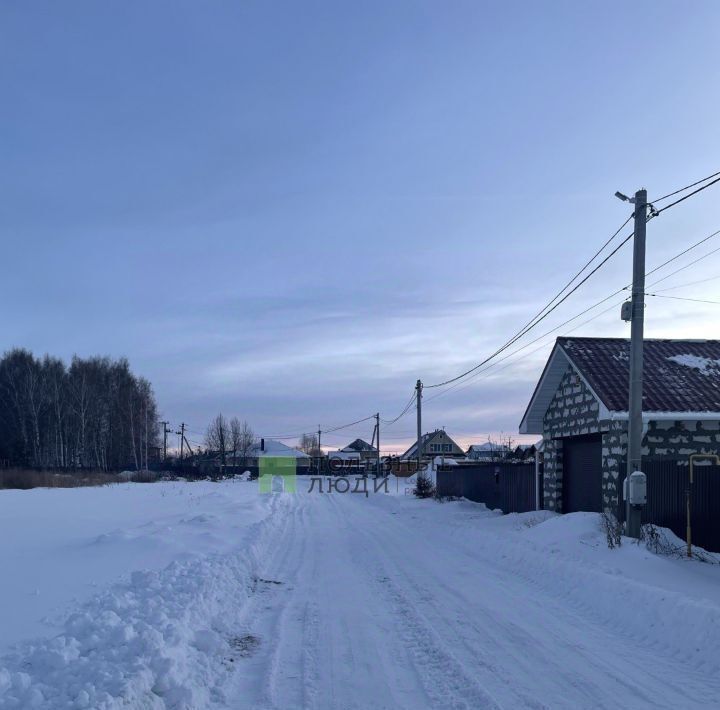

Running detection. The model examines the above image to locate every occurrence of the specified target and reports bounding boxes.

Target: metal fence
[619,458,720,553]
[436,463,539,514]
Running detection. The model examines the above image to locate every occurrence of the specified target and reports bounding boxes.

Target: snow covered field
[1,478,720,709]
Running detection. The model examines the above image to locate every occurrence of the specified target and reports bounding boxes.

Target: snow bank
[0,481,271,650]
[421,504,720,675]
[0,489,288,709]
[511,513,720,672]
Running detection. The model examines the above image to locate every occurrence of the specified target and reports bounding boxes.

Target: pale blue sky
[2,1,720,452]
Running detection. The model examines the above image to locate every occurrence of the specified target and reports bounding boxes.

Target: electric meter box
[624,471,647,506]
[621,301,632,322]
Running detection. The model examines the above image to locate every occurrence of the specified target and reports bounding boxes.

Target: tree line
[204,414,255,469]
[0,348,159,471]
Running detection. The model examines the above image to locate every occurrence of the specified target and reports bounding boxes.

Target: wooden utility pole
[144,405,149,471]
[317,427,322,475]
[178,422,186,468]
[160,421,170,461]
[415,379,423,471]
[375,412,381,477]
[626,189,647,539]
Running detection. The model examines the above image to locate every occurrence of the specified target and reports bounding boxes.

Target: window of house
[443,444,451,452]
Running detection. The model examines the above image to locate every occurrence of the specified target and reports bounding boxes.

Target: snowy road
[218,486,720,710]
[2,479,720,709]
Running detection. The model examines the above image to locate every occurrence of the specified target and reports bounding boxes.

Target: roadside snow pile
[397,496,720,676]
[0,496,288,709]
[0,481,274,651]
[505,513,720,673]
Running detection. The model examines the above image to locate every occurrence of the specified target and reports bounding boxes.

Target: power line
[381,391,417,425]
[424,226,635,389]
[323,414,376,434]
[425,223,720,405]
[424,295,627,405]
[645,228,720,280]
[646,243,720,290]
[650,169,720,205]
[244,220,720,446]
[436,207,720,400]
[653,174,720,215]
[646,293,720,306]
[505,215,633,347]
[653,274,720,293]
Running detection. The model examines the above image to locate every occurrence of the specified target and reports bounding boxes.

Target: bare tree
[206,413,230,476]
[298,433,319,457]
[229,418,254,471]
[0,349,159,471]
[487,433,515,463]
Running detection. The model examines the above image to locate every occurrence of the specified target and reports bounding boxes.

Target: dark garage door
[562,434,602,513]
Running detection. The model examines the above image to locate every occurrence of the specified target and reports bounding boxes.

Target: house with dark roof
[466,442,511,461]
[327,438,379,472]
[402,429,465,460]
[520,337,720,516]
[339,439,376,456]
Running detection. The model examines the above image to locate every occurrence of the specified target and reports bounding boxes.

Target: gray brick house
[519,337,720,515]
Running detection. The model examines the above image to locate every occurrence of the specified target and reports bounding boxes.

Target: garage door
[562,434,602,513]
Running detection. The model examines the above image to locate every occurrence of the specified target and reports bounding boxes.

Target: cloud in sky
[2,1,720,453]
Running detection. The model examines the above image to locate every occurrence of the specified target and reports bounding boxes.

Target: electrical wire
[323,414,376,434]
[646,244,720,290]
[654,175,720,215]
[425,223,720,405]
[423,294,627,405]
[424,227,635,389]
[381,391,417,426]
[504,215,633,346]
[424,297,627,408]
[645,293,720,305]
[645,228,720,280]
[652,274,720,293]
[650,170,720,205]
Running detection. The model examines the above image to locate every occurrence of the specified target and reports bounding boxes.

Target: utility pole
[160,421,170,461]
[626,188,647,538]
[177,422,186,468]
[416,379,423,472]
[144,405,149,471]
[317,426,322,475]
[375,412,381,477]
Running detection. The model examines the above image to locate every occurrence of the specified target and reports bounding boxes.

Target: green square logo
[258,456,297,493]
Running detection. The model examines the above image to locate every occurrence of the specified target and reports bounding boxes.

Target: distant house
[511,444,538,462]
[520,337,720,516]
[327,438,379,472]
[466,442,511,462]
[228,439,311,471]
[339,438,377,461]
[402,429,465,460]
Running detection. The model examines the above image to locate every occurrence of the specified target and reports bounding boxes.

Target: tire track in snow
[350,494,720,709]
[217,493,313,709]
[323,491,501,710]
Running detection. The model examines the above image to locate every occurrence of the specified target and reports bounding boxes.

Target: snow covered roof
[328,450,362,460]
[245,440,311,459]
[467,442,510,453]
[520,337,720,434]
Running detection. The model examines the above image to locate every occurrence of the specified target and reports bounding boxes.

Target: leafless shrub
[601,511,623,549]
[639,524,718,564]
[0,468,122,490]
